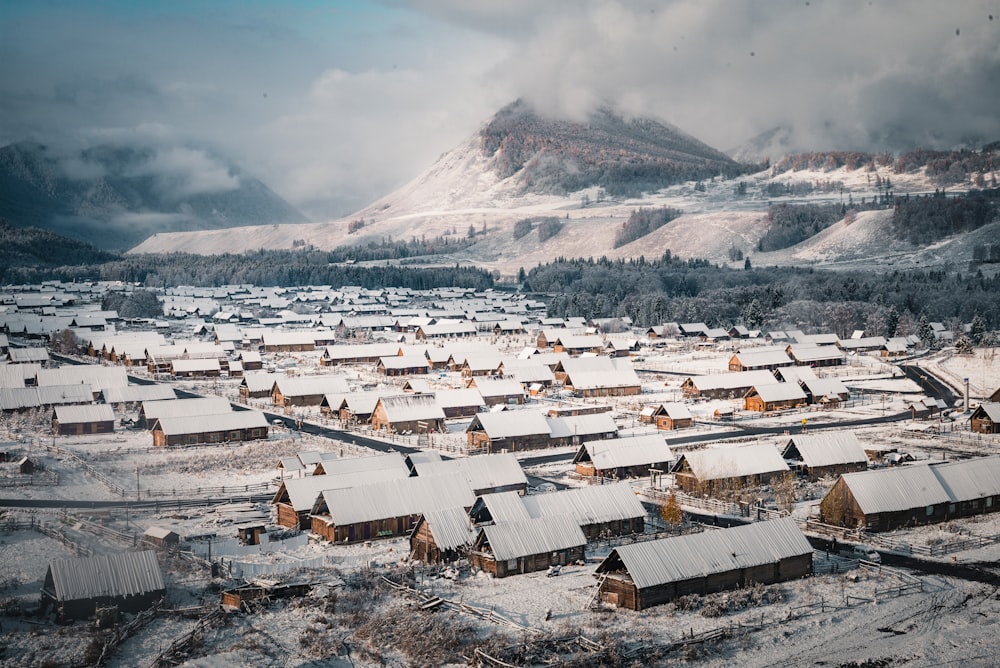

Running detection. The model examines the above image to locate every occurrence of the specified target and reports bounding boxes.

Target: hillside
[129,103,997,276]
[0,141,309,250]
[0,219,116,281]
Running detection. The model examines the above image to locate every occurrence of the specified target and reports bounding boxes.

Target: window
[948,503,956,514]
[208,432,222,443]
[925,505,934,516]
[988,497,995,508]
[229,430,241,440]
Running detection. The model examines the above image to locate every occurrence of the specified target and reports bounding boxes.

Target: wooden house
[649,403,693,430]
[262,331,316,352]
[236,350,263,371]
[785,344,845,367]
[595,518,812,610]
[309,474,475,543]
[781,432,869,480]
[728,349,793,372]
[238,372,278,400]
[150,411,269,446]
[41,551,165,620]
[547,413,619,447]
[143,526,181,549]
[680,370,776,399]
[52,404,115,435]
[551,334,606,355]
[466,377,525,406]
[170,358,221,378]
[555,357,641,397]
[410,507,476,564]
[818,458,1000,531]
[139,396,232,429]
[990,387,1000,403]
[98,384,176,409]
[743,383,808,412]
[376,355,430,376]
[520,483,646,539]
[320,343,401,367]
[370,394,445,433]
[573,434,673,479]
[434,388,485,418]
[970,402,1000,434]
[271,453,410,528]
[271,375,350,407]
[467,411,551,453]
[670,443,790,496]
[470,517,587,578]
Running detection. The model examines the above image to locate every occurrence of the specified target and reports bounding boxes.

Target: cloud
[126,147,241,199]
[1,0,997,222]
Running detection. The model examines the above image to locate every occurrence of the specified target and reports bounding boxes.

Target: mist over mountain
[480,100,748,196]
[0,141,309,250]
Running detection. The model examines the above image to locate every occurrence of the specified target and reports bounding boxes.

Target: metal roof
[467,410,550,439]
[748,383,808,403]
[99,384,176,404]
[731,350,793,367]
[472,490,533,523]
[839,464,951,514]
[141,397,232,422]
[412,453,527,493]
[53,403,115,424]
[558,357,641,390]
[782,432,869,468]
[597,518,811,589]
[420,506,476,551]
[547,413,618,439]
[434,388,485,410]
[318,473,475,526]
[973,401,1000,422]
[470,377,525,398]
[46,550,164,602]
[521,483,645,525]
[688,370,776,392]
[377,394,446,422]
[787,345,845,363]
[0,384,94,410]
[241,372,279,394]
[478,516,587,561]
[677,442,789,480]
[152,410,268,436]
[933,456,1000,501]
[280,466,410,510]
[579,434,672,470]
[36,366,128,392]
[273,375,350,397]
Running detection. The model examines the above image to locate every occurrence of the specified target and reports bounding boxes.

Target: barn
[670,443,790,496]
[573,434,673,479]
[781,432,869,480]
[594,518,812,610]
[434,388,486,418]
[470,517,587,578]
[547,413,619,447]
[819,456,1000,531]
[52,404,116,435]
[785,345,845,367]
[41,551,165,620]
[320,343,401,367]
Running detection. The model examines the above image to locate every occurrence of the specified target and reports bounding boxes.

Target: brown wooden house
[150,411,269,447]
[409,507,476,564]
[470,517,586,578]
[743,383,807,412]
[781,432,869,481]
[595,518,812,611]
[670,443,790,497]
[52,404,115,436]
[970,402,1000,434]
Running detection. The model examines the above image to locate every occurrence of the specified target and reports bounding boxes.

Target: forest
[525,254,1000,336]
[614,207,683,248]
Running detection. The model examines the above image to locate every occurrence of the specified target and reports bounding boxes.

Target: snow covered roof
[477,516,586,561]
[471,491,533,524]
[782,432,869,468]
[687,370,776,392]
[240,372,278,394]
[322,343,401,361]
[273,375,350,397]
[411,453,527,493]
[420,506,476,551]
[141,396,232,422]
[280,466,410,511]
[972,401,1000,422]
[99,384,176,404]
[747,383,808,403]
[838,464,951,514]
[675,443,789,480]
[469,377,525,398]
[0,385,94,410]
[597,518,811,589]
[151,410,268,436]
[434,388,485,410]
[317,473,475,526]
[170,358,221,373]
[547,413,618,439]
[558,357,640,390]
[45,550,164,602]
[53,403,115,424]
[787,345,845,363]
[376,394,446,422]
[577,434,672,470]
[730,349,793,368]
[521,483,645,525]
[378,354,430,370]
[467,410,550,438]
[36,366,127,392]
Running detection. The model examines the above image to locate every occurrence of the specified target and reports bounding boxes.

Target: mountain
[728,125,796,164]
[0,218,116,279]
[129,103,989,278]
[0,141,309,250]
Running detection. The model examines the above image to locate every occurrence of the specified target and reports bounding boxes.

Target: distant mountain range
[0,141,309,250]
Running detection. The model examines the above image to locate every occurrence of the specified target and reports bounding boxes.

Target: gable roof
[674,443,789,480]
[411,453,527,493]
[558,357,640,390]
[521,483,645,525]
[597,518,811,589]
[317,473,475,526]
[376,394,446,422]
[467,410,550,439]
[575,434,673,470]
[45,550,164,602]
[477,516,586,561]
[782,432,869,468]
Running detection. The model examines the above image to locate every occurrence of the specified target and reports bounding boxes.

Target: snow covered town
[2,280,1000,667]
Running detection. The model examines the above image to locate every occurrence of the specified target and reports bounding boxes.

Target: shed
[595,518,812,610]
[41,551,165,620]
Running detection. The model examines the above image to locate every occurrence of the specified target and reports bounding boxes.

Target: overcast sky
[1,0,998,219]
